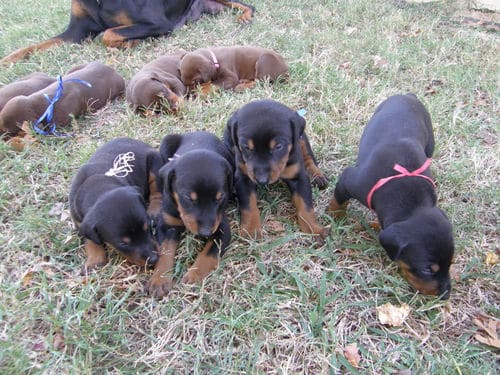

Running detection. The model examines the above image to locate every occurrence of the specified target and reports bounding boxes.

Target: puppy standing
[0,72,56,112]
[0,62,125,136]
[224,99,328,242]
[69,138,164,274]
[179,46,289,93]
[149,131,234,298]
[327,93,454,299]
[126,51,187,114]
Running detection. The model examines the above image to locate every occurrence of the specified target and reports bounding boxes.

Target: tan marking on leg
[292,193,328,240]
[300,138,328,189]
[326,197,348,219]
[148,240,177,298]
[147,172,162,217]
[369,220,381,231]
[240,191,261,238]
[234,80,256,92]
[112,10,133,26]
[82,239,107,274]
[162,212,183,227]
[102,28,138,48]
[181,240,219,284]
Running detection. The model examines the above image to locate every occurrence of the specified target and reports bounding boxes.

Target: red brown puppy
[126,51,187,115]
[0,62,125,136]
[179,46,289,93]
[0,73,56,113]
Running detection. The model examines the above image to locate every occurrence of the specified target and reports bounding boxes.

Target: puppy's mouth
[247,166,282,185]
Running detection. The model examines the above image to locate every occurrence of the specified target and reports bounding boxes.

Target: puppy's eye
[274,143,283,151]
[420,267,435,276]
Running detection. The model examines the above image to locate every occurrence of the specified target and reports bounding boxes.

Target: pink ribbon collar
[208,49,220,69]
[366,158,435,210]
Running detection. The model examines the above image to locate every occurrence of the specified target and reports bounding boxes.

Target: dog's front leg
[182,215,231,284]
[148,222,183,298]
[235,172,262,238]
[285,173,329,241]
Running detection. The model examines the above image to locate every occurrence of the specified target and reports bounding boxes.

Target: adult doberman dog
[1,0,255,64]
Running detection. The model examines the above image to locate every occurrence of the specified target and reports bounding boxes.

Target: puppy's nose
[439,278,451,300]
[255,173,269,185]
[147,252,159,266]
[198,228,213,239]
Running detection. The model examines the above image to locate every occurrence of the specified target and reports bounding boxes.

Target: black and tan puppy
[327,93,454,299]
[1,0,255,64]
[224,99,328,241]
[0,62,125,136]
[149,131,234,298]
[126,51,187,114]
[0,72,56,112]
[179,46,289,94]
[69,137,164,274]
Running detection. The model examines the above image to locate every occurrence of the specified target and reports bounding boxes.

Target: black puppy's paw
[310,173,329,190]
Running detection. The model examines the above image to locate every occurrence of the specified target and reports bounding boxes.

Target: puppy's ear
[224,111,239,150]
[379,224,406,261]
[222,158,234,194]
[159,134,183,163]
[290,111,306,146]
[159,164,176,198]
[79,212,103,245]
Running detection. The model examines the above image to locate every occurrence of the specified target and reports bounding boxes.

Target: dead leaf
[49,203,65,216]
[373,55,389,69]
[377,303,411,327]
[265,220,285,234]
[473,313,500,349]
[343,342,361,368]
[338,61,351,69]
[485,251,499,266]
[21,271,35,287]
[344,27,357,35]
[53,332,65,351]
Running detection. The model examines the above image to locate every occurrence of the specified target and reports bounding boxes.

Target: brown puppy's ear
[224,111,239,150]
[290,111,306,147]
[79,213,103,245]
[379,224,406,261]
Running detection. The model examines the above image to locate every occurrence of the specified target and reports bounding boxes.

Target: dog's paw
[310,173,329,190]
[80,261,106,276]
[181,269,206,285]
[326,198,348,219]
[239,226,262,239]
[147,277,173,299]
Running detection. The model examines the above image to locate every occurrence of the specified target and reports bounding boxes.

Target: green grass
[0,0,499,373]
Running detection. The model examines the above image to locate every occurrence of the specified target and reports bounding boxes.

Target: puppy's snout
[147,251,159,267]
[255,171,269,185]
[439,278,451,300]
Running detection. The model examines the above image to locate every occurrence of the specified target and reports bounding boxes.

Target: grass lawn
[0,0,498,373]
